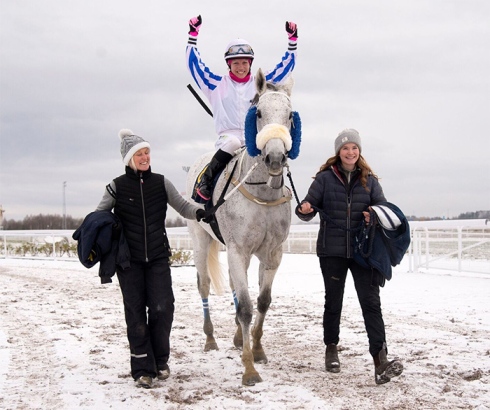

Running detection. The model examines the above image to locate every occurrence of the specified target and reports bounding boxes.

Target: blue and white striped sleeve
[186,39,222,99]
[264,39,297,84]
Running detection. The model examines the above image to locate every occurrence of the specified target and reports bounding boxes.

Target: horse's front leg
[252,261,278,364]
[238,297,261,386]
[231,288,244,349]
[228,251,261,386]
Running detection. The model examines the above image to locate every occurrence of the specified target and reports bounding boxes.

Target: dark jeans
[116,258,175,379]
[319,256,386,357]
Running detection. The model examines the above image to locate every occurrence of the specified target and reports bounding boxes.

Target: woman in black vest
[296,129,403,385]
[96,129,208,389]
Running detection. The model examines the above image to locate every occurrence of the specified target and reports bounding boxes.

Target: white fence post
[457,227,463,272]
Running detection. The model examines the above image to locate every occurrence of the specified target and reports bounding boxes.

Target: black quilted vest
[114,166,170,262]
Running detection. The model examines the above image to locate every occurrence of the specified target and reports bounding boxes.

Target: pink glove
[285,21,298,41]
[188,15,202,36]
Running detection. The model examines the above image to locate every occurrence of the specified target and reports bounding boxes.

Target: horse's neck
[231,153,285,199]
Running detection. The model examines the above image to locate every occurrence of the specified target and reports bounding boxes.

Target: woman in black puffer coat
[296,128,403,385]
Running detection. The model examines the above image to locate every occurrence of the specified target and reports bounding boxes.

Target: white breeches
[215,134,243,155]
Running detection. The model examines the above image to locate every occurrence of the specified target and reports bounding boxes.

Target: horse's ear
[283,75,294,97]
[255,68,266,95]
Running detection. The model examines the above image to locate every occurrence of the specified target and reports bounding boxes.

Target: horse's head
[254,68,294,132]
[244,68,301,177]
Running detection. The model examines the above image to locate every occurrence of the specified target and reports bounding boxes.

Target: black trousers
[116,258,175,379]
[319,256,386,357]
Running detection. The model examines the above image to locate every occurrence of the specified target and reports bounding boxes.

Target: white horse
[186,68,301,386]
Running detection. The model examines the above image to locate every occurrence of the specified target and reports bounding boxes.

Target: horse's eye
[256,110,262,119]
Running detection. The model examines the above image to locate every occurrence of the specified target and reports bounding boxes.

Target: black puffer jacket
[113,167,170,262]
[72,210,131,284]
[296,164,386,258]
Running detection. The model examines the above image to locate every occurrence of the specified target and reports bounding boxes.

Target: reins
[356,210,377,258]
[286,163,301,206]
[204,154,298,219]
[229,177,291,206]
[205,160,239,216]
[307,204,377,258]
[227,152,292,207]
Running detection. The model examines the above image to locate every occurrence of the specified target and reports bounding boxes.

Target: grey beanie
[334,128,362,154]
[119,129,151,166]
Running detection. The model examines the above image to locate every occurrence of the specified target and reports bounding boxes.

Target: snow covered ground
[0,252,489,409]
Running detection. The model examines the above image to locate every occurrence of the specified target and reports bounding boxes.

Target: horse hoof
[242,373,262,386]
[253,351,268,364]
[233,336,243,350]
[233,327,243,349]
[204,342,218,352]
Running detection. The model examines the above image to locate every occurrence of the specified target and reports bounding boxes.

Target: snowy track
[0,255,489,409]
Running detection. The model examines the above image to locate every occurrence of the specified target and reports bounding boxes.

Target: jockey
[186,15,298,200]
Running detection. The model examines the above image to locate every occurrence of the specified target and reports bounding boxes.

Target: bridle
[224,150,292,206]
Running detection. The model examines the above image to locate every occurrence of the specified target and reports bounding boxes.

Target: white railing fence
[408,225,489,274]
[1,222,489,274]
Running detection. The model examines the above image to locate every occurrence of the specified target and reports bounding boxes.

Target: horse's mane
[266,82,281,91]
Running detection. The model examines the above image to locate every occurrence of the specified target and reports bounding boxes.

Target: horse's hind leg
[191,224,218,351]
[200,295,218,351]
[252,261,279,364]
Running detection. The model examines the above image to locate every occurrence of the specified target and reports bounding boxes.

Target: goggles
[224,44,254,60]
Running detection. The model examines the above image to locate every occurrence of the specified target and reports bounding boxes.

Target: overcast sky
[1,0,489,222]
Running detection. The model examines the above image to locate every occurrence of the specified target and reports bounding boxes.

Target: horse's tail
[207,239,225,296]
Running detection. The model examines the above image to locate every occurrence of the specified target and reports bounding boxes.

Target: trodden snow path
[0,254,489,409]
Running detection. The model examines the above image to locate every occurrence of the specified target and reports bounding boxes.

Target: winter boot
[373,344,403,385]
[136,375,153,389]
[197,149,233,200]
[157,363,170,380]
[325,343,340,373]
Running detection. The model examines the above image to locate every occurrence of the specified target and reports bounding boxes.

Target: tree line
[1,210,488,230]
[1,214,187,230]
[406,210,490,221]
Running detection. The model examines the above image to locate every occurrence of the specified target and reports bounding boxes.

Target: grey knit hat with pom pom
[119,129,150,166]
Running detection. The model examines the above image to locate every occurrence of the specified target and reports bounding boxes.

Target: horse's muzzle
[265,152,287,176]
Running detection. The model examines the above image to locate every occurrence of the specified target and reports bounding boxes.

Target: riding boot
[197,149,233,200]
[325,343,340,373]
[373,343,403,385]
